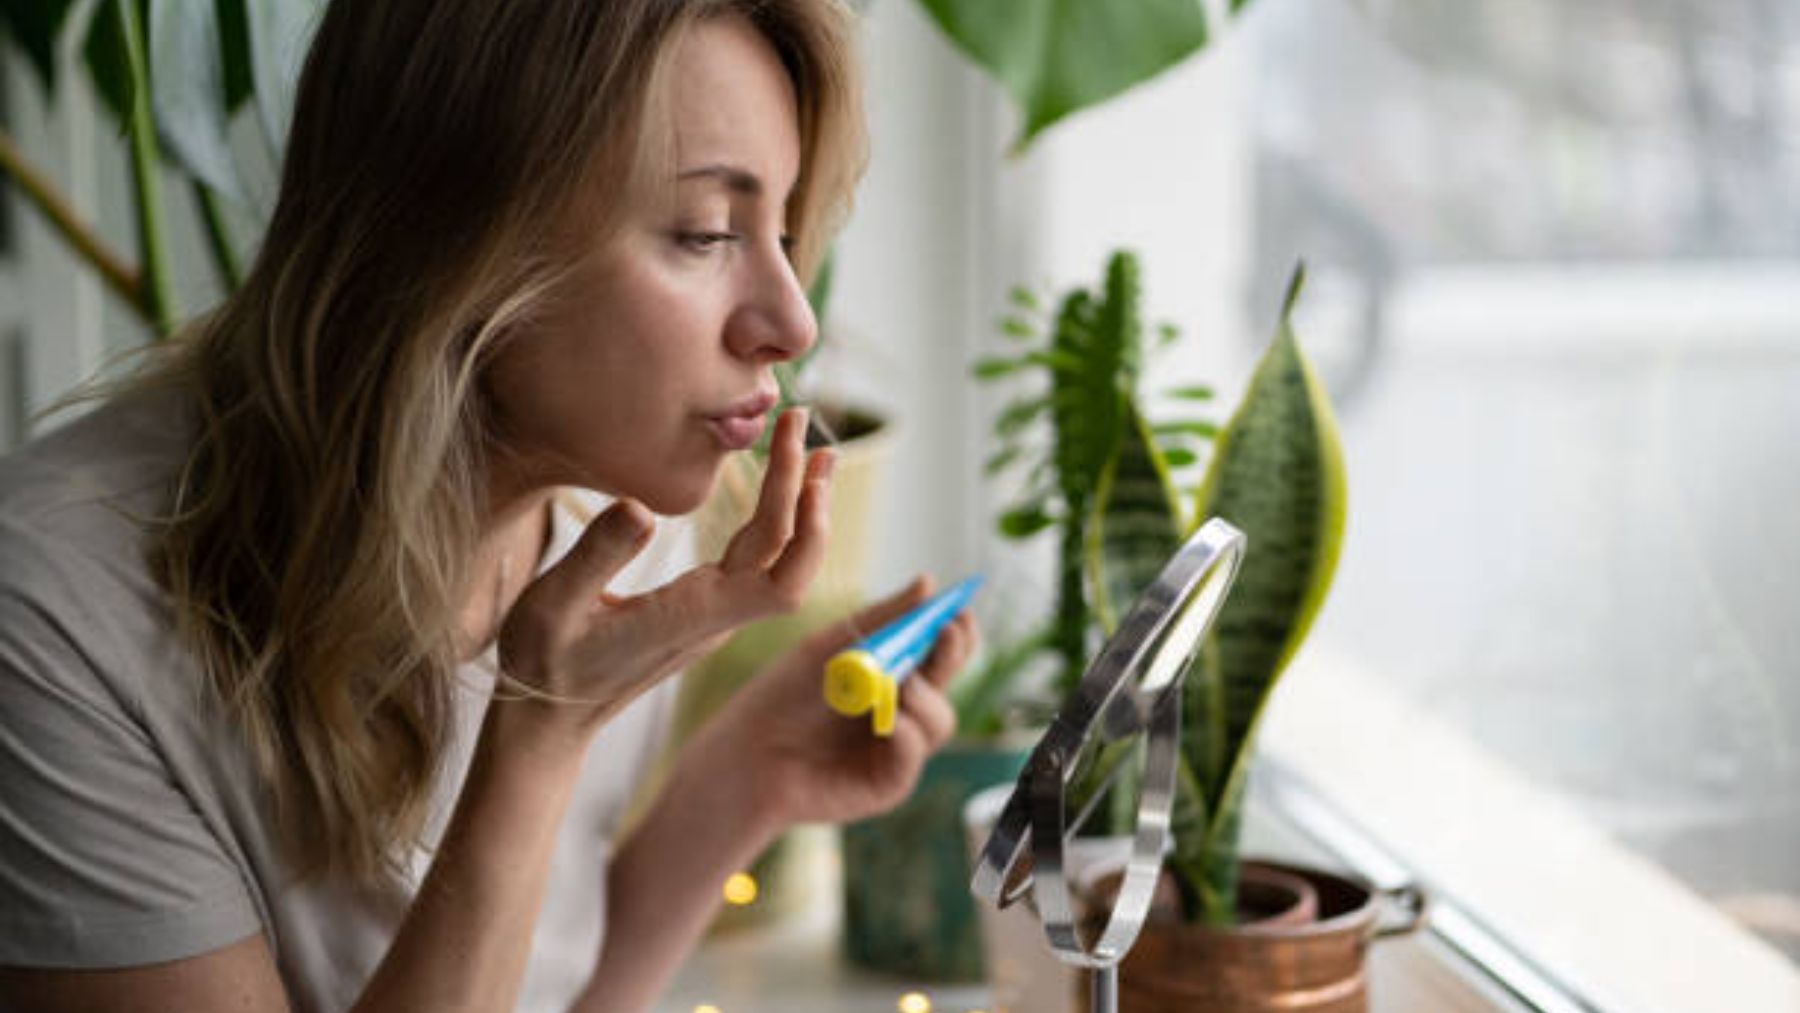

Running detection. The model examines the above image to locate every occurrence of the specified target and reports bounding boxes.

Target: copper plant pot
[1080,860,1427,1013]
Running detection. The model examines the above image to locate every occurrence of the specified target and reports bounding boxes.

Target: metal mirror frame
[970,517,1247,971]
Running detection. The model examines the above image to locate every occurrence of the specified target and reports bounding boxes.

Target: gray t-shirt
[0,389,684,1012]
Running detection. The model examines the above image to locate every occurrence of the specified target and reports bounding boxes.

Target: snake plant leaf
[1085,399,1184,635]
[245,0,321,159]
[1,0,80,95]
[1170,264,1348,924]
[916,0,1210,151]
[1166,752,1213,920]
[148,0,244,199]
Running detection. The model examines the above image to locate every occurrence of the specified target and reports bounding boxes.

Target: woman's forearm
[351,711,588,1013]
[575,725,783,1013]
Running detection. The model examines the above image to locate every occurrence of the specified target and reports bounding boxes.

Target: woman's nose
[724,244,818,364]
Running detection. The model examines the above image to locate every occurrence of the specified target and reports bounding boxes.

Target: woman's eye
[677,231,740,253]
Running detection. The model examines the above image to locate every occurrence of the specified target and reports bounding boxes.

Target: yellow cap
[824,650,885,716]
[824,649,900,737]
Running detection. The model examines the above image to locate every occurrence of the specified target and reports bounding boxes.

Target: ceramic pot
[841,737,1031,979]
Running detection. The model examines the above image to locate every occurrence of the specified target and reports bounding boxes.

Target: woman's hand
[694,578,980,830]
[493,408,832,748]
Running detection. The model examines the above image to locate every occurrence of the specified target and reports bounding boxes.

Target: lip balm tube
[823,575,983,736]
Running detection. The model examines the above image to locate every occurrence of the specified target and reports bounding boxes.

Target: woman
[0,1,976,1010]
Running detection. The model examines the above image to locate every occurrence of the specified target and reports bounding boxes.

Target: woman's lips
[707,412,767,450]
[705,390,778,450]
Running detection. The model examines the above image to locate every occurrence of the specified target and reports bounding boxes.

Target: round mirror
[970,517,1245,969]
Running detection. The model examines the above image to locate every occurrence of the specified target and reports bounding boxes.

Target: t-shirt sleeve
[0,586,262,968]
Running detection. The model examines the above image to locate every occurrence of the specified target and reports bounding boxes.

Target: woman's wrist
[676,717,789,852]
[476,698,603,786]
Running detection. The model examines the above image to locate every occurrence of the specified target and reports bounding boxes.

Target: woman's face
[486,13,816,515]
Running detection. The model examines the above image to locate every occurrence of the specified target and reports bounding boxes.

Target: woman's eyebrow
[676,164,764,196]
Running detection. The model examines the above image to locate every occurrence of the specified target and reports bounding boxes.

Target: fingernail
[818,450,837,480]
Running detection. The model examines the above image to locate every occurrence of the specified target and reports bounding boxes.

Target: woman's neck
[458,485,556,662]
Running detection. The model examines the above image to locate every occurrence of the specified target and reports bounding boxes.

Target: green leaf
[994,395,1047,437]
[1047,259,1133,506]
[1084,398,1183,634]
[983,443,1025,476]
[245,0,322,158]
[149,0,244,199]
[999,315,1035,339]
[1161,446,1198,468]
[1165,384,1215,401]
[215,0,251,110]
[1,0,80,95]
[1007,285,1040,312]
[998,503,1055,539]
[973,354,1030,381]
[917,0,1211,151]
[1171,262,1347,923]
[950,627,1050,735]
[83,0,135,125]
[1152,419,1218,440]
[806,246,836,324]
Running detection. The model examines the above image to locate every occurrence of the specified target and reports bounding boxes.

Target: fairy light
[721,872,758,906]
[693,1006,722,1013]
[897,993,932,1013]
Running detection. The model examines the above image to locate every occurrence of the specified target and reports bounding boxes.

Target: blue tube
[823,575,983,735]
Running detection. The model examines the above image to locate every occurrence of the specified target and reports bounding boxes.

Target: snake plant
[1092,265,1347,925]
[977,251,1346,925]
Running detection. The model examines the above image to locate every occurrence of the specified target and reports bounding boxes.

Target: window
[1249,2,1800,1008]
[980,0,1800,1008]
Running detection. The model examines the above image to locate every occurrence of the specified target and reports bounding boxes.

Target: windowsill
[657,796,1530,1013]
[1261,651,1800,1013]
[652,651,1800,1012]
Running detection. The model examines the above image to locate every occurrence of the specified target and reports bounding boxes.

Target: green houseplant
[1,0,319,335]
[972,249,1425,1011]
[832,0,1271,984]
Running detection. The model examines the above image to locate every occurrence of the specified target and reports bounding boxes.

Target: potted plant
[832,0,1274,981]
[836,247,1204,982]
[970,247,1426,1012]
[1,0,316,336]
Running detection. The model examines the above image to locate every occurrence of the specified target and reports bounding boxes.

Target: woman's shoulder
[0,385,192,546]
[0,387,194,685]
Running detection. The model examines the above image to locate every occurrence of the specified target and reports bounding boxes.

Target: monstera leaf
[916,0,1212,150]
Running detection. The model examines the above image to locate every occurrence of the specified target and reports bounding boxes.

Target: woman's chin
[632,468,720,517]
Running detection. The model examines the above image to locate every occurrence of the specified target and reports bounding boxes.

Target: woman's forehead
[665,15,801,198]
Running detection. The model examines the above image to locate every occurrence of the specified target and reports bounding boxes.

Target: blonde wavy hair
[138,0,865,892]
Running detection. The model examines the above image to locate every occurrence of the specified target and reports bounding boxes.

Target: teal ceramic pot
[841,737,1031,981]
